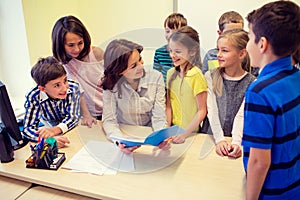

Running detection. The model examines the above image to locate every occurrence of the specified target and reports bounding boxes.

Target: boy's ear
[259,37,269,54]
[38,85,46,92]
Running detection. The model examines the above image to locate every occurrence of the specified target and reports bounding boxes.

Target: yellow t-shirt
[166,66,207,129]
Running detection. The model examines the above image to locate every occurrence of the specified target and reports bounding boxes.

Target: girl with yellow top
[166,26,207,144]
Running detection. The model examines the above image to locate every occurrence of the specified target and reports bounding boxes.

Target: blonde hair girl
[203,29,256,158]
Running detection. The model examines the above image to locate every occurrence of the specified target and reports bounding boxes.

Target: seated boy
[23,56,81,148]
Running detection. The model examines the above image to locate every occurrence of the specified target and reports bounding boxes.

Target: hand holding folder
[110,125,185,148]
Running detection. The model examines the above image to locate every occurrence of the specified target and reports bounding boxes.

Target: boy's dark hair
[52,15,91,64]
[218,11,244,32]
[31,56,66,87]
[101,39,143,91]
[247,0,300,57]
[164,13,187,29]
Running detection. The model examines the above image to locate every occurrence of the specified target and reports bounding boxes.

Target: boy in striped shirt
[23,57,80,148]
[242,1,300,199]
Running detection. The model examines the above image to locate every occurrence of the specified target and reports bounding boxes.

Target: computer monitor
[0,81,28,150]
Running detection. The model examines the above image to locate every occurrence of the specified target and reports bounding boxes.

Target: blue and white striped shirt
[23,80,81,141]
[242,56,300,199]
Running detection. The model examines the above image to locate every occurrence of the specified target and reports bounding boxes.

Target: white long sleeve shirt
[205,71,254,145]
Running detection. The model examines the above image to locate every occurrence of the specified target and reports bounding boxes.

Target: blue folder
[110,125,185,147]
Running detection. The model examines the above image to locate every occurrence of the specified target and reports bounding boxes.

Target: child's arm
[60,82,81,132]
[246,148,271,200]
[187,91,207,134]
[205,71,229,156]
[227,99,244,158]
[36,127,71,148]
[231,99,244,145]
[53,136,70,148]
[166,89,172,127]
[205,72,226,142]
[172,91,207,143]
[166,70,172,127]
[36,126,63,138]
[79,94,97,128]
[23,95,42,142]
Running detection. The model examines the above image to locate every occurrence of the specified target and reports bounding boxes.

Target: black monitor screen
[0,81,27,150]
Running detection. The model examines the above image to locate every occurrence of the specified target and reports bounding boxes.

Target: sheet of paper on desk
[62,144,117,175]
[63,141,135,174]
[86,141,135,172]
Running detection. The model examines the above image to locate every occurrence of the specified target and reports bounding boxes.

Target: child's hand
[36,127,56,138]
[81,115,97,128]
[54,136,70,148]
[227,144,242,158]
[158,138,172,150]
[171,133,187,144]
[215,140,229,156]
[117,142,140,154]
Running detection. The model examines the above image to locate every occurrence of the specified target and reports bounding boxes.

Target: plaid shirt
[23,80,80,141]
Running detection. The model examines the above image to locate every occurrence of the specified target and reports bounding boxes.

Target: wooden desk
[0,122,246,200]
[0,175,31,199]
[18,185,98,200]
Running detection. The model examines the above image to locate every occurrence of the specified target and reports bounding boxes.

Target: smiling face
[121,49,144,81]
[38,75,69,99]
[217,37,244,69]
[168,39,194,68]
[64,32,84,59]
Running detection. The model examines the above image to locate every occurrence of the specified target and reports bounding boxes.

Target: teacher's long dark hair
[101,39,143,91]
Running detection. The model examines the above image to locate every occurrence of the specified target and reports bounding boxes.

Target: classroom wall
[22,0,174,67]
[178,0,299,55]
[0,0,32,110]
[22,0,299,66]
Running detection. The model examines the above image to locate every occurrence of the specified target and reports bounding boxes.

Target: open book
[110,125,185,147]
